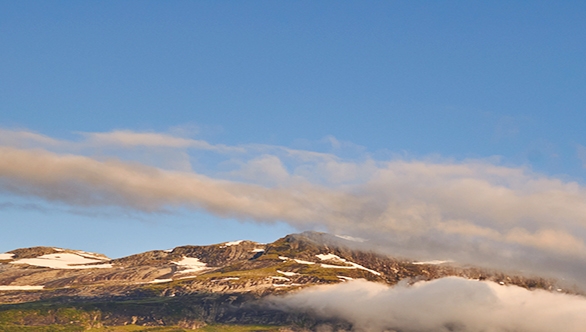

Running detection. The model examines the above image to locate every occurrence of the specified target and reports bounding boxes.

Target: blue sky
[1,1,586,283]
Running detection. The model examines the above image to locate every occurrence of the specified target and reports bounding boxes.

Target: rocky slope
[0,231,573,330]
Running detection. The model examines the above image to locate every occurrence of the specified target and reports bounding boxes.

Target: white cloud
[2,129,586,286]
[0,129,68,149]
[229,155,292,186]
[0,128,243,153]
[81,130,243,153]
[268,278,586,332]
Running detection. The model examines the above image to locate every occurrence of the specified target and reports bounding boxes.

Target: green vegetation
[196,324,282,332]
[0,324,282,332]
[0,293,290,332]
[87,327,188,332]
[0,325,86,332]
[0,323,282,332]
[0,306,100,329]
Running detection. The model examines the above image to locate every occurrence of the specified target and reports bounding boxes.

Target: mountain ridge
[0,231,576,330]
[0,232,568,299]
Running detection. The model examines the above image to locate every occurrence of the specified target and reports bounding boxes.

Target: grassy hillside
[0,293,320,331]
[0,324,283,331]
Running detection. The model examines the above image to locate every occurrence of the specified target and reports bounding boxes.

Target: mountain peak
[0,232,572,330]
[0,232,567,305]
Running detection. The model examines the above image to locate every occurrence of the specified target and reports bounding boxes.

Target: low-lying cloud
[2,129,586,286]
[267,278,586,332]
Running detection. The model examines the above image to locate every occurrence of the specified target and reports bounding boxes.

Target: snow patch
[277,270,299,277]
[252,248,265,253]
[316,254,343,261]
[412,260,450,265]
[173,256,207,274]
[223,240,244,247]
[0,285,44,291]
[316,253,381,275]
[176,275,198,280]
[321,262,380,276]
[337,276,354,281]
[321,263,355,269]
[272,276,290,281]
[10,253,112,269]
[0,253,14,260]
[150,279,173,284]
[282,254,379,275]
[279,256,315,264]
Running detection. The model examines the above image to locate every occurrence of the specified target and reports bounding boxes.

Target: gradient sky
[1,0,586,271]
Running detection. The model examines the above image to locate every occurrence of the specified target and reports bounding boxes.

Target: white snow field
[9,253,112,269]
[0,253,14,260]
[316,253,381,275]
[173,256,207,274]
[277,270,299,277]
[222,240,244,247]
[278,254,380,275]
[337,276,354,281]
[0,285,44,291]
[271,276,290,281]
[149,279,172,284]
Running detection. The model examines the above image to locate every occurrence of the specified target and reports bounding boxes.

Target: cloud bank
[2,129,586,286]
[268,278,586,332]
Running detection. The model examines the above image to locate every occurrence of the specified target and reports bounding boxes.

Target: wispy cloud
[268,278,586,332]
[0,129,70,149]
[2,129,586,286]
[0,146,349,222]
[80,130,244,153]
[0,128,243,153]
